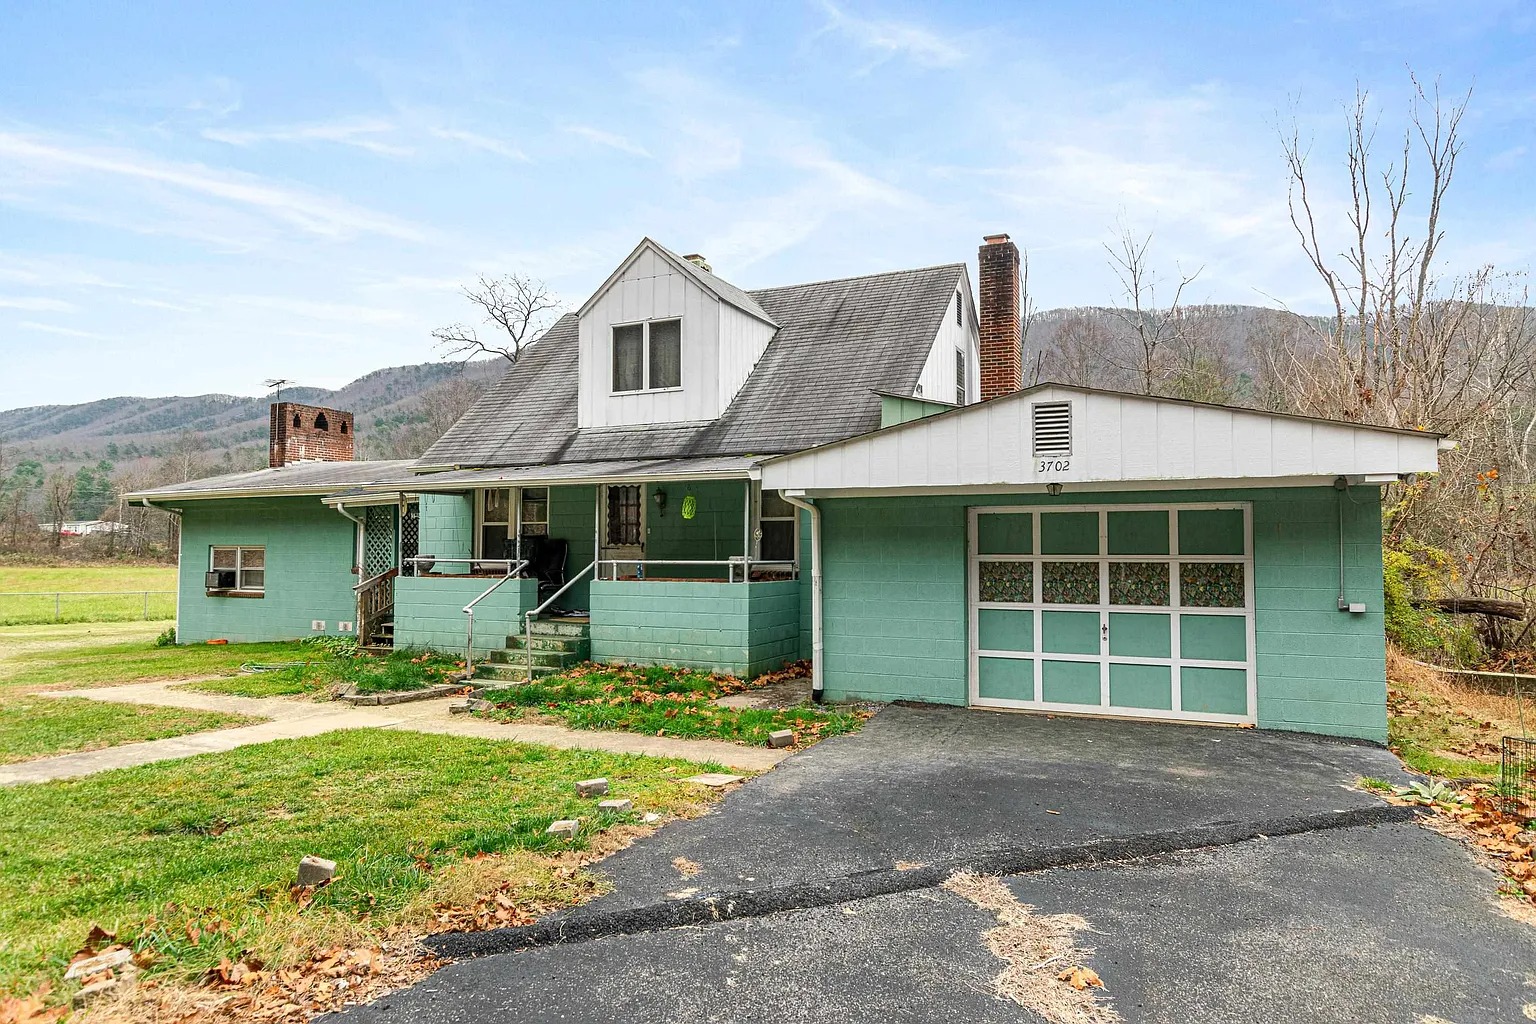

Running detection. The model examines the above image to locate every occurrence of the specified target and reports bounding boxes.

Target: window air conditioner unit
[206,570,237,589]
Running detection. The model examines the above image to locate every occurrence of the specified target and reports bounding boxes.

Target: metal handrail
[462,559,529,675]
[594,559,798,583]
[523,560,596,677]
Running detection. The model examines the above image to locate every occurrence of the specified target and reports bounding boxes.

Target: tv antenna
[264,378,296,403]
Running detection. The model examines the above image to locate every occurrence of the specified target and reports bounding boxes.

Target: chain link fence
[0,592,176,626]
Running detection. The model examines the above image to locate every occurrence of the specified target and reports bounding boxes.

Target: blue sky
[0,1,1532,410]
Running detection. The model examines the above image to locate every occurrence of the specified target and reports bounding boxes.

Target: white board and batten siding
[913,271,979,406]
[761,385,1445,493]
[577,242,776,429]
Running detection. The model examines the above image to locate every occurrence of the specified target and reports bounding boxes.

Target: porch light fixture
[1045,483,1064,497]
[653,489,668,516]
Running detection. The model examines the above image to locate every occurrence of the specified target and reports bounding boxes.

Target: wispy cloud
[17,321,113,340]
[563,124,651,157]
[0,295,74,312]
[128,296,198,312]
[203,117,413,157]
[0,131,432,243]
[428,127,530,162]
[817,1,966,70]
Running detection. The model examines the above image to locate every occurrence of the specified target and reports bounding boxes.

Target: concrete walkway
[1,681,790,785]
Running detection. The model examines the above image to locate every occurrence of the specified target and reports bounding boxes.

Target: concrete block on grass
[598,798,633,812]
[546,819,579,840]
[768,729,795,748]
[65,947,132,980]
[297,854,337,886]
[683,773,744,788]
[576,778,609,798]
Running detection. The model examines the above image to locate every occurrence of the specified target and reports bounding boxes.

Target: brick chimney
[269,402,355,468]
[978,233,1022,401]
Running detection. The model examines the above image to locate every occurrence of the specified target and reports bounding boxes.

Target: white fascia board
[787,475,1390,499]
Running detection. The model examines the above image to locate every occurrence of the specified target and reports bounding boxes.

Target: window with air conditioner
[1032,401,1073,457]
[207,546,264,595]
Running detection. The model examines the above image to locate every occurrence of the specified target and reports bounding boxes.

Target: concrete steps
[474,616,591,685]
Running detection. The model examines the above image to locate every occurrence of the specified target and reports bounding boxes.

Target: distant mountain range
[1,359,506,467]
[2,303,1315,472]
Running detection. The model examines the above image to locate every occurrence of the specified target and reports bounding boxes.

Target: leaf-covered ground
[478,662,868,747]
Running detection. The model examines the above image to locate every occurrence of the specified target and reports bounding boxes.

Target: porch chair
[518,534,569,602]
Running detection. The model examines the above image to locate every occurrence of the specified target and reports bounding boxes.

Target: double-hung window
[758,489,798,563]
[955,349,967,406]
[612,319,682,392]
[520,487,549,537]
[479,488,512,559]
[207,546,264,594]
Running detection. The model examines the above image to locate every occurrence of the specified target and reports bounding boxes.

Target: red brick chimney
[978,233,1022,401]
[269,402,355,468]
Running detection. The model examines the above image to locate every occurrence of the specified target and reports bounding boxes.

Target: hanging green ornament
[681,493,698,520]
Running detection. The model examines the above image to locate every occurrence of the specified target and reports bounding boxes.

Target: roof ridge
[747,262,966,296]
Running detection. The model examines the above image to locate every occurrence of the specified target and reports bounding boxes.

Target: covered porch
[346,458,806,678]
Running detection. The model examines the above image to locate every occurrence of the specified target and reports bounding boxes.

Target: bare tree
[1104,226,1203,394]
[433,274,562,365]
[43,472,75,551]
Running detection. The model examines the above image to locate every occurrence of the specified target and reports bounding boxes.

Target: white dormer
[913,269,980,406]
[576,239,779,429]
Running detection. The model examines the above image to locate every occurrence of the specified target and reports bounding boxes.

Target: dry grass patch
[1387,647,1533,778]
[943,871,1120,1024]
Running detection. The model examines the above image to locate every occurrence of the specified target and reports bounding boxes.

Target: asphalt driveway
[325,706,1535,1024]
[532,704,1411,914]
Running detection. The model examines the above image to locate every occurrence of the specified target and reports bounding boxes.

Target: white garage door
[968,503,1255,725]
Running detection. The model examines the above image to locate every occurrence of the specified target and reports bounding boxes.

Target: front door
[600,484,646,578]
[968,504,1255,725]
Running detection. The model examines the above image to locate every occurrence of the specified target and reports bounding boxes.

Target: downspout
[333,504,367,631]
[781,491,824,703]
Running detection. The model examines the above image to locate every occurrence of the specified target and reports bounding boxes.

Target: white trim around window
[611,317,683,394]
[207,545,265,595]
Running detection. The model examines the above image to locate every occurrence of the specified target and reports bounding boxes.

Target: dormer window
[612,318,682,393]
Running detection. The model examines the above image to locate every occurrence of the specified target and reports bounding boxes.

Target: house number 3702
[1038,458,1070,472]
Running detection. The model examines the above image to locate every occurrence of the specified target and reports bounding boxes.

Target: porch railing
[354,568,398,645]
[595,559,798,583]
[523,560,596,678]
[404,556,521,577]
[462,559,529,675]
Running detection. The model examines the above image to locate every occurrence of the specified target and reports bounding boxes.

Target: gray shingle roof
[419,262,967,469]
[124,460,420,501]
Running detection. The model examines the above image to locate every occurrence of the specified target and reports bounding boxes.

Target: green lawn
[181,645,464,698]
[0,729,720,994]
[480,663,867,747]
[0,622,312,695]
[0,696,260,764]
[0,565,178,625]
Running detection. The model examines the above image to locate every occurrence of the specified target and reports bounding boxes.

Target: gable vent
[1031,401,1073,457]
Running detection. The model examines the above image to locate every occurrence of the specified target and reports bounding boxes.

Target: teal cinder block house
[128,236,1447,743]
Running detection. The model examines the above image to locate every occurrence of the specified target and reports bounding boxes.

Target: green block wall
[393,576,537,654]
[643,479,749,579]
[814,487,1387,742]
[176,497,357,643]
[418,492,473,562]
[546,485,595,611]
[589,579,800,677]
